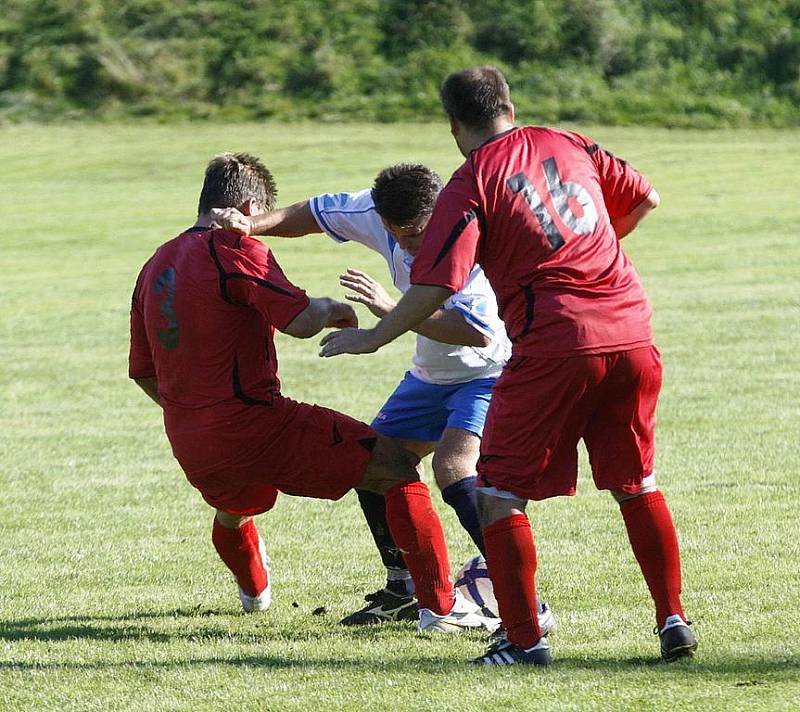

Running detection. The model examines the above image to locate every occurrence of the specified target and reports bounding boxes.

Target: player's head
[440,67,515,155]
[371,163,443,256]
[197,153,277,217]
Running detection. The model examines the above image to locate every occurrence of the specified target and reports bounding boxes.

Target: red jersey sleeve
[226,236,310,331]
[562,131,653,220]
[128,272,155,379]
[411,166,482,293]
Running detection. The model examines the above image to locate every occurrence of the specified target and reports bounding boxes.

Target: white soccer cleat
[418,589,497,633]
[238,535,272,613]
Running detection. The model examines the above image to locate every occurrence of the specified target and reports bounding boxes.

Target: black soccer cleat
[472,636,552,667]
[340,587,418,625]
[488,601,558,643]
[658,616,698,662]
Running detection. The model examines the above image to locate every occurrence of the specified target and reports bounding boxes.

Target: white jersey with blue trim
[310,189,510,384]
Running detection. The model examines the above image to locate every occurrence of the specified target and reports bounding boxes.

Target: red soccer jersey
[129,227,309,428]
[412,127,654,357]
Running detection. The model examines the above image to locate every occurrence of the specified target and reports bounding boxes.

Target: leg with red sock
[472,513,552,666]
[384,481,493,632]
[212,513,271,612]
[619,489,697,661]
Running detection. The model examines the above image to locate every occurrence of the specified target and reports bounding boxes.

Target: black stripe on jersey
[208,235,296,301]
[510,285,535,343]
[432,207,481,268]
[208,236,233,304]
[225,272,297,297]
[232,354,273,406]
[568,136,628,166]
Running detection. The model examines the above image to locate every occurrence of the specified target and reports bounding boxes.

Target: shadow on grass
[0,608,420,645]
[1,612,796,679]
[0,652,798,678]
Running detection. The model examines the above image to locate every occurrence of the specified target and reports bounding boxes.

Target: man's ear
[449,115,459,137]
[508,104,516,123]
[239,198,257,216]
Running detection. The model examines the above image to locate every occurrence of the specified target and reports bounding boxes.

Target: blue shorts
[371,371,496,442]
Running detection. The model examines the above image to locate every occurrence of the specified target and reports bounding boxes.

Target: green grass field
[1,123,798,711]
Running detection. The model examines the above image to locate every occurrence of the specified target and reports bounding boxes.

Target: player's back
[469,126,653,357]
[130,227,306,421]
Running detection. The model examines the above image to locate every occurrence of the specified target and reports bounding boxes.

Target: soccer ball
[455,554,499,619]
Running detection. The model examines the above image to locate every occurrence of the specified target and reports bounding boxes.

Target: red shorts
[167,396,376,516]
[477,346,662,500]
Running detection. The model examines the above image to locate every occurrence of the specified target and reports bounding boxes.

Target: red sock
[620,490,685,628]
[384,481,454,615]
[211,518,268,597]
[483,514,541,649]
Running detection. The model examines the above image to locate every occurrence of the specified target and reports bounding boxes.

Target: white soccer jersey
[310,189,510,384]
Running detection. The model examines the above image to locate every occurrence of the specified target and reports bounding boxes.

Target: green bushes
[1,0,798,125]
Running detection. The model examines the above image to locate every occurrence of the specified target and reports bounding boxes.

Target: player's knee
[431,456,470,490]
[610,474,658,504]
[475,488,526,527]
[215,510,251,528]
[359,435,421,494]
[431,432,480,490]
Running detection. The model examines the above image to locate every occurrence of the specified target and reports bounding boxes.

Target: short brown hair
[197,153,277,215]
[440,66,512,130]
[371,163,443,226]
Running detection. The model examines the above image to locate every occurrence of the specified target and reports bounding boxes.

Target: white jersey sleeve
[308,190,386,253]
[442,268,503,340]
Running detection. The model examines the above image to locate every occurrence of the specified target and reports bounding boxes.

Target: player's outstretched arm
[340,268,490,347]
[210,201,321,238]
[283,297,358,339]
[612,188,660,239]
[319,284,452,357]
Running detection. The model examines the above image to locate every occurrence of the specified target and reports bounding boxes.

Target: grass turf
[0,123,798,710]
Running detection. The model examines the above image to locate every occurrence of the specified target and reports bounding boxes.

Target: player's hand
[340,268,397,318]
[326,301,359,329]
[208,207,252,235]
[319,328,380,357]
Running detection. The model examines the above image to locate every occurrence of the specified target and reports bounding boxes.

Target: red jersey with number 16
[411,127,654,357]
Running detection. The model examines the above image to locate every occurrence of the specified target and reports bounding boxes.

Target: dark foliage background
[1,0,798,125]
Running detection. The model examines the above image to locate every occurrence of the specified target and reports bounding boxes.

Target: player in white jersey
[212,164,553,630]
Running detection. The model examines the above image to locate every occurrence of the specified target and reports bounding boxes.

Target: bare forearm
[249,201,320,237]
[372,285,454,349]
[284,297,358,339]
[412,309,490,346]
[369,297,489,346]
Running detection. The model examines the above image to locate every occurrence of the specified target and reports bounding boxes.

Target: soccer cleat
[658,615,698,662]
[340,588,418,625]
[488,601,559,643]
[472,636,552,667]
[418,590,497,633]
[239,535,272,613]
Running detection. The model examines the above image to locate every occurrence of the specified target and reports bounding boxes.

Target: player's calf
[358,435,455,617]
[212,512,271,612]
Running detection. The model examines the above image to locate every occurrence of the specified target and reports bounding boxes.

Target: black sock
[355,489,413,593]
[441,476,485,554]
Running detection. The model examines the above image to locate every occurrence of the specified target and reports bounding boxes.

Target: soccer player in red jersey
[320,68,697,665]
[129,152,494,633]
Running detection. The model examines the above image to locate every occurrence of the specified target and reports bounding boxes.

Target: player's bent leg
[343,440,434,626]
[470,488,552,666]
[357,435,453,618]
[432,428,485,554]
[212,510,271,613]
[611,478,697,662]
